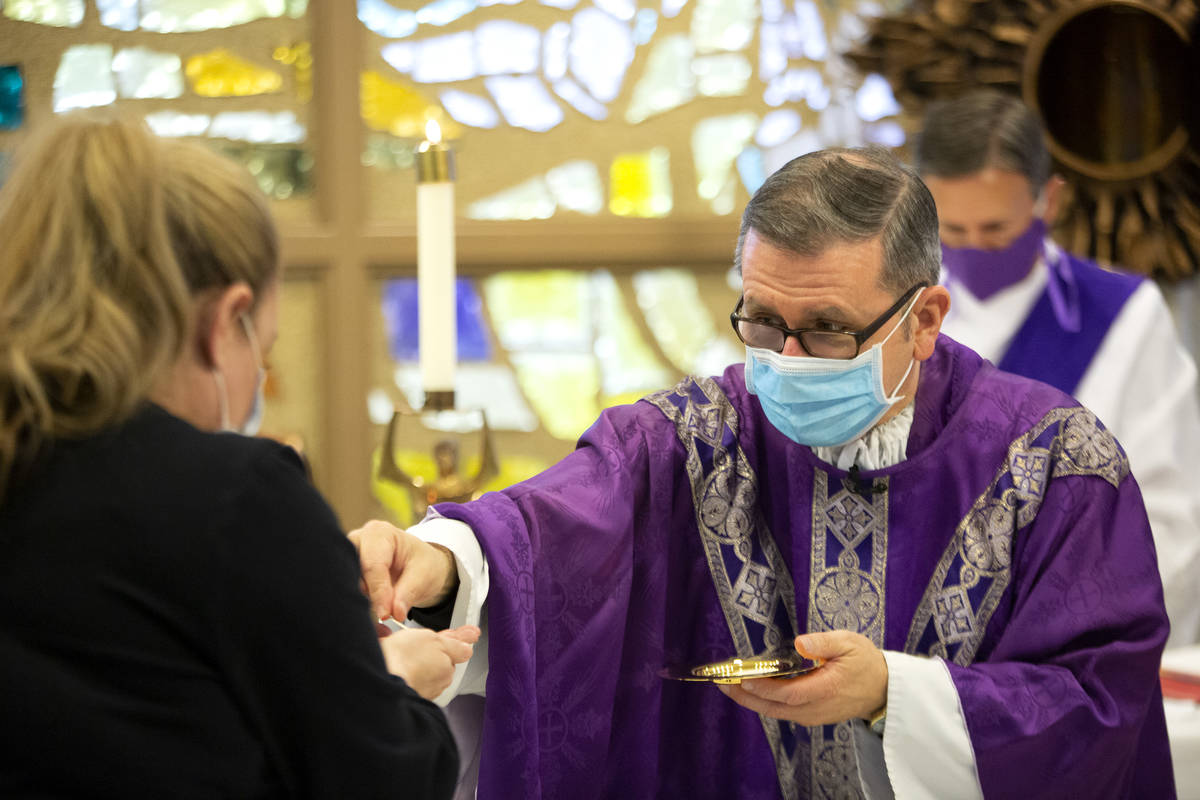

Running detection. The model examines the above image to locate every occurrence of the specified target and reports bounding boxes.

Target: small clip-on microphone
[843,464,885,499]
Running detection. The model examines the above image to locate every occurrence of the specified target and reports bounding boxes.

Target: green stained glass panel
[483,271,590,351]
[509,352,600,440]
[590,272,672,397]
[693,112,757,214]
[633,268,741,375]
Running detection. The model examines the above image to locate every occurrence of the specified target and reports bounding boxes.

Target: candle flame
[425,118,442,145]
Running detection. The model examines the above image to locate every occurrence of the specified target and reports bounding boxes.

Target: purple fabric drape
[436,335,1172,799]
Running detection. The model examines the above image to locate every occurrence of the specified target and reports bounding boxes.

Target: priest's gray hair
[734,145,941,294]
[914,90,1050,191]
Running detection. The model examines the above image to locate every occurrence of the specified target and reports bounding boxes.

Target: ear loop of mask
[212,312,265,433]
[879,288,925,402]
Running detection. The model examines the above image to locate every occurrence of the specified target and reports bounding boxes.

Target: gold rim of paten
[684,653,820,684]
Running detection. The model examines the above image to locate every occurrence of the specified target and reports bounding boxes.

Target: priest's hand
[718,631,888,726]
[379,625,480,700]
[349,519,459,621]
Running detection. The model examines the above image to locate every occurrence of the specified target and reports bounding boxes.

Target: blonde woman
[0,116,474,797]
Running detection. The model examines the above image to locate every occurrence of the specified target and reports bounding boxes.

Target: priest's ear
[911,285,950,363]
[1037,175,1066,227]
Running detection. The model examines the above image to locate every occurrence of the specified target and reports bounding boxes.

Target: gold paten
[661,652,821,684]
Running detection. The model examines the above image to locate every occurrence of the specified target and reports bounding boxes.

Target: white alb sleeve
[877,651,983,799]
[407,515,490,705]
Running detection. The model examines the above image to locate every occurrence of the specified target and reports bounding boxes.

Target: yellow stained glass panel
[361,70,461,139]
[185,48,283,97]
[609,147,672,217]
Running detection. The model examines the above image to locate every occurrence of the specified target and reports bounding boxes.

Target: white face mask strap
[239,314,264,370]
[880,287,925,347]
[213,369,231,431]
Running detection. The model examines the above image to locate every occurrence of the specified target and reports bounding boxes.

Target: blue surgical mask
[214,314,267,436]
[744,291,921,447]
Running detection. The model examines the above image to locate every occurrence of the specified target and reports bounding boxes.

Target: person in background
[0,115,475,798]
[916,89,1200,648]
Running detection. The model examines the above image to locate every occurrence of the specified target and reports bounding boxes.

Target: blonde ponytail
[0,114,278,500]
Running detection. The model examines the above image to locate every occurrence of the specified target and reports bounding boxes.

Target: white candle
[416,119,456,411]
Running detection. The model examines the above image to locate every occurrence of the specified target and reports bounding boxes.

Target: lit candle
[416,119,456,411]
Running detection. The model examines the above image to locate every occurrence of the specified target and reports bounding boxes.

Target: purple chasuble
[435,335,1172,799]
[997,250,1143,396]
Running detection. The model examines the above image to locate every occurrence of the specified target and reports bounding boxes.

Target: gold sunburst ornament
[848,0,1200,281]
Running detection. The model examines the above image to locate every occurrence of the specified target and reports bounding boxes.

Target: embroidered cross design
[734,563,778,622]
[933,586,974,644]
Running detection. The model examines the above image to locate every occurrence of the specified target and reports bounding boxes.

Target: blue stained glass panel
[0,65,24,130]
[381,278,492,362]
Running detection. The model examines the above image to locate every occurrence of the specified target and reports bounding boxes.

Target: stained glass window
[0,65,23,130]
[113,48,184,99]
[4,0,83,27]
[359,0,905,222]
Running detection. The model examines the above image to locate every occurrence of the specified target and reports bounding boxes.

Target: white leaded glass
[113,47,183,99]
[380,42,416,74]
[756,108,802,147]
[661,0,687,17]
[865,120,905,147]
[690,0,757,54]
[543,21,570,80]
[759,21,786,81]
[467,176,556,220]
[545,160,603,215]
[632,8,657,44]
[569,7,633,104]
[763,67,828,109]
[624,34,693,124]
[4,0,83,26]
[210,111,305,143]
[53,45,116,112]
[792,0,828,60]
[97,0,138,30]
[762,127,821,174]
[594,0,634,21]
[539,0,577,8]
[359,0,417,38]
[693,53,751,97]
[693,112,757,214]
[553,78,607,121]
[145,111,210,137]
[415,0,476,26]
[477,20,540,75]
[486,75,562,132]
[760,0,784,21]
[139,0,289,33]
[854,72,899,122]
[440,89,500,129]
[412,32,476,82]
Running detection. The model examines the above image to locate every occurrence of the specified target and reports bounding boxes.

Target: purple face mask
[941,217,1046,300]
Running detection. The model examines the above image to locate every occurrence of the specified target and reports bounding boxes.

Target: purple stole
[997,250,1142,395]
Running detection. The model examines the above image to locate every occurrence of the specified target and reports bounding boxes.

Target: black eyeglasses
[730,283,926,359]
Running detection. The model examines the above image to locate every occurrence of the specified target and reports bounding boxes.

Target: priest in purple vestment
[351,146,1174,799]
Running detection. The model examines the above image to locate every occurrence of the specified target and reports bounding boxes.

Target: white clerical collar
[812,403,915,471]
